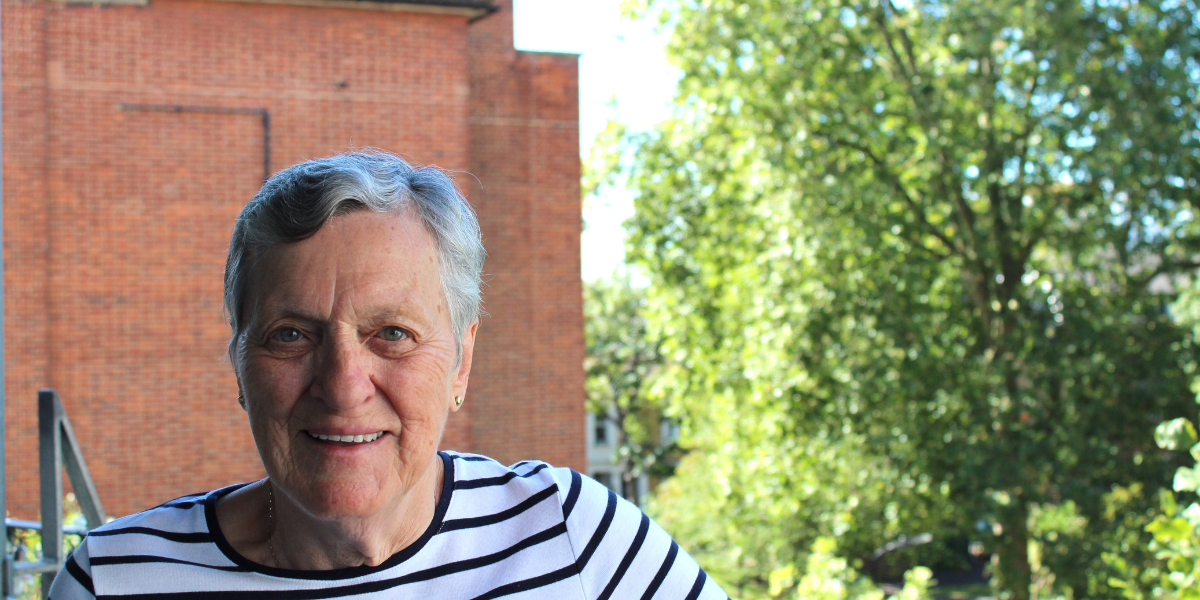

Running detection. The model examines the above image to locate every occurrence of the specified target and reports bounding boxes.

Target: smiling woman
[48,151,729,600]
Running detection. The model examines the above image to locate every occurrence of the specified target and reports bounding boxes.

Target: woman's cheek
[255,358,310,408]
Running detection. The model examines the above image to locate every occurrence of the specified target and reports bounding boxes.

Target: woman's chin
[291,478,396,521]
[268,435,433,522]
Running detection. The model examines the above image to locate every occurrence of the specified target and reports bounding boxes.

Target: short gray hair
[224,151,486,352]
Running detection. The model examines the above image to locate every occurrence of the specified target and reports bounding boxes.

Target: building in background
[586,410,636,497]
[2,0,585,518]
[586,409,680,506]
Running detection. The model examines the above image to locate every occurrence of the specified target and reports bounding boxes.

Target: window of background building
[661,419,681,445]
[591,471,615,491]
[593,413,610,445]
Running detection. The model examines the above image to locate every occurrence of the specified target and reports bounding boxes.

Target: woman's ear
[235,378,246,411]
[451,320,480,412]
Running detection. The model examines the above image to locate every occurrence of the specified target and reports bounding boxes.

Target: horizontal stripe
[87,527,211,544]
[469,563,579,600]
[158,500,204,510]
[397,522,569,587]
[440,485,558,533]
[89,554,244,572]
[455,463,550,490]
[455,455,498,463]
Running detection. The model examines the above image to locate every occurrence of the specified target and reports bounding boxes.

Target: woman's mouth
[306,431,385,444]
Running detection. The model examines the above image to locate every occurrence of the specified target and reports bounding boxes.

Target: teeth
[309,432,384,443]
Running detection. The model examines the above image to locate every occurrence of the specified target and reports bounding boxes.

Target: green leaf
[1176,468,1200,494]
[1157,419,1198,451]
[1147,517,1192,543]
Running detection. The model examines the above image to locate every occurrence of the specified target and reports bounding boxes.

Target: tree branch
[827,134,958,259]
[1011,76,1042,234]
[882,0,920,75]
[870,1,983,269]
[1132,252,1200,291]
[872,5,913,81]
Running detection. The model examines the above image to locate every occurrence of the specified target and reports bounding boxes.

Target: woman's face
[233,209,475,521]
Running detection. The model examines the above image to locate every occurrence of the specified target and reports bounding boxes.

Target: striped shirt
[50,451,729,599]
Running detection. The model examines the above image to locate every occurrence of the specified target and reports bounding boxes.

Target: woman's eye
[379,326,408,342]
[273,327,303,343]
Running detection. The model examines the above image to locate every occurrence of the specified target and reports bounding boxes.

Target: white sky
[512,0,680,282]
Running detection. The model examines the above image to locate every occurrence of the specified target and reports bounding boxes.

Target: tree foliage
[601,0,1200,597]
[1104,284,1200,600]
[767,537,934,600]
[584,275,675,502]
[1102,417,1200,600]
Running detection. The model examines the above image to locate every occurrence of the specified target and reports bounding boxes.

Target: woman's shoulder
[83,484,243,553]
[440,452,729,599]
[90,489,213,529]
[442,451,568,488]
[441,451,594,512]
[54,485,248,600]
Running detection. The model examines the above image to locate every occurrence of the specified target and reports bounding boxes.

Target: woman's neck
[217,453,445,570]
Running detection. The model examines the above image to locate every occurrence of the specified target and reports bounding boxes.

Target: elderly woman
[50,152,728,599]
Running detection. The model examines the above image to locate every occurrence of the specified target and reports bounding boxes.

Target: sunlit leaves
[584,275,673,492]
[1156,418,1199,453]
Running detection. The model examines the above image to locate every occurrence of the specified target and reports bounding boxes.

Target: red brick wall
[466,0,586,472]
[2,0,583,519]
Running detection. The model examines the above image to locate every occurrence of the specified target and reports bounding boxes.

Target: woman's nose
[311,336,375,410]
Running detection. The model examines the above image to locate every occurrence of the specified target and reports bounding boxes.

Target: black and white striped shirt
[50,451,729,599]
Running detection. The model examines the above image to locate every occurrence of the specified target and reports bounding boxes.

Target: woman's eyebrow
[251,305,326,327]
[358,306,431,327]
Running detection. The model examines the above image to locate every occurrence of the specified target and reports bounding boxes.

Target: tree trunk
[622,472,639,506]
[614,409,639,506]
[992,500,1032,600]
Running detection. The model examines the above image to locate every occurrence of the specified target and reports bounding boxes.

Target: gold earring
[238,393,246,410]
[454,395,464,408]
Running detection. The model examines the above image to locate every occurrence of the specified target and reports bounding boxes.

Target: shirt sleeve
[48,539,96,600]
[552,468,729,600]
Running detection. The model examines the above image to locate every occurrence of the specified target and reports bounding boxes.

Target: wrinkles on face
[233,209,465,527]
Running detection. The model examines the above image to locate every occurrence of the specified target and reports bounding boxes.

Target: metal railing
[3,390,106,599]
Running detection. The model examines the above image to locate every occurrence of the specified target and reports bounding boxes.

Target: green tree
[584,275,674,503]
[603,0,1200,597]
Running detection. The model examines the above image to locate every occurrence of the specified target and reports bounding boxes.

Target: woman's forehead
[245,211,447,323]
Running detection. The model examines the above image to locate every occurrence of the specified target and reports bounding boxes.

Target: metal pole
[38,393,63,599]
[57,393,105,528]
[1,391,104,593]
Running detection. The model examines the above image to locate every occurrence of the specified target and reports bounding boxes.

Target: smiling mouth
[306,431,385,444]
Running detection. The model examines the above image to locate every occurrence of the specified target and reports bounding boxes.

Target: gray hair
[223,151,486,353]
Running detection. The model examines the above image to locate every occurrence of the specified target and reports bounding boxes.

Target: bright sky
[512,0,680,282]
